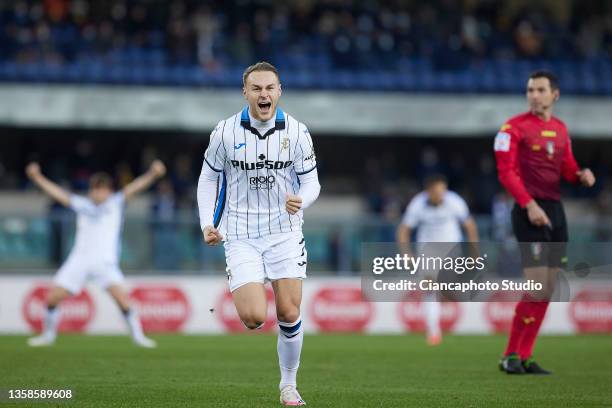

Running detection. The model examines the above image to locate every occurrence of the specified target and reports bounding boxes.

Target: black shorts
[512,199,568,268]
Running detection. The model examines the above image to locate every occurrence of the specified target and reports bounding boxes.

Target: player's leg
[518,204,567,374]
[106,284,156,348]
[225,239,268,329]
[420,244,455,346]
[519,202,568,374]
[501,204,548,373]
[424,294,442,345]
[28,257,86,347]
[273,278,305,406]
[231,282,268,329]
[27,285,71,346]
[423,263,442,346]
[265,231,307,406]
[99,265,156,348]
[518,270,554,374]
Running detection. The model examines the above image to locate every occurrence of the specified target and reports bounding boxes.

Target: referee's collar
[240,106,285,140]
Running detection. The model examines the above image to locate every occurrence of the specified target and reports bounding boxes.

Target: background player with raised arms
[26,160,167,348]
[197,62,320,406]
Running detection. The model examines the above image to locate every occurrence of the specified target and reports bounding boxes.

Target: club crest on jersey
[546,141,555,159]
[281,137,290,151]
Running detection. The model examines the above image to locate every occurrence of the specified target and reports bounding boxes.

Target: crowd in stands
[1,0,611,92]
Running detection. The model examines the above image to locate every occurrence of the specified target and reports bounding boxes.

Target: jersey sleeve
[293,125,317,175]
[203,122,226,172]
[69,194,95,214]
[561,133,580,184]
[401,197,421,228]
[494,123,533,208]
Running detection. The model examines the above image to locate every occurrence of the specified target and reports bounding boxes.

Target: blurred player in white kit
[25,160,166,348]
[396,175,479,345]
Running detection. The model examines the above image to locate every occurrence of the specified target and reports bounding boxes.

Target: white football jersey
[401,191,469,243]
[69,192,125,263]
[203,107,316,240]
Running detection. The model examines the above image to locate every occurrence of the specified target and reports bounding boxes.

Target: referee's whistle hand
[203,225,223,245]
[285,194,302,215]
[576,169,595,187]
[526,201,551,227]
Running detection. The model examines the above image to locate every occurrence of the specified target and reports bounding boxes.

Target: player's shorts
[512,199,568,268]
[223,230,307,292]
[54,253,125,294]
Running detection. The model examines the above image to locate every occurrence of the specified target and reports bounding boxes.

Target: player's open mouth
[258,102,272,114]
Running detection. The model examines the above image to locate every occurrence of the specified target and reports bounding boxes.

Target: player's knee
[240,312,266,330]
[47,287,70,306]
[276,307,300,324]
[242,319,265,330]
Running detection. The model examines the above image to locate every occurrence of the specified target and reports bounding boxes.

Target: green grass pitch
[1,334,610,407]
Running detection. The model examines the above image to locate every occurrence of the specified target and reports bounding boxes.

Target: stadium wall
[1,84,612,137]
[1,276,610,335]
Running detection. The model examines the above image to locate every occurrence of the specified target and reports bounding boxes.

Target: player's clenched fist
[149,160,167,178]
[203,225,223,245]
[285,194,302,215]
[576,168,595,187]
[25,162,42,179]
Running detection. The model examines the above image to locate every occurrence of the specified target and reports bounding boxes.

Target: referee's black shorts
[512,199,568,269]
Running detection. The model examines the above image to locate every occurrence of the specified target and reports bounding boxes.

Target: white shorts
[224,230,307,292]
[54,254,125,294]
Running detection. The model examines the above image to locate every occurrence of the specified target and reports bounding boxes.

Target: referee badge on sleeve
[494,132,511,152]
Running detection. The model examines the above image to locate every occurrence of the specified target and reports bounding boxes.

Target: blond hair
[242,61,280,86]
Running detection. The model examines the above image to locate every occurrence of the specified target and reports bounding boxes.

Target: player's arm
[122,160,166,200]
[494,125,550,227]
[561,135,595,187]
[286,169,320,215]
[396,199,419,255]
[396,223,412,255]
[462,217,479,242]
[286,126,320,215]
[452,194,480,256]
[197,160,223,245]
[494,126,532,208]
[25,162,71,207]
[453,195,479,242]
[462,216,481,258]
[198,123,226,245]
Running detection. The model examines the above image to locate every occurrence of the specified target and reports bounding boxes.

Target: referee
[494,71,595,374]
